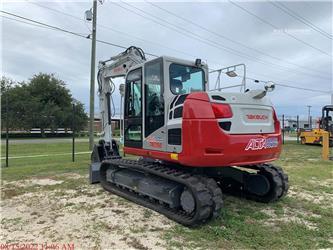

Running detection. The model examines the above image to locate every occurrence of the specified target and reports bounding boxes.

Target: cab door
[124,68,143,148]
[143,58,166,151]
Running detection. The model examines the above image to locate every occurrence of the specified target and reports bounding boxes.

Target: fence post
[282,114,285,144]
[310,115,312,129]
[5,94,9,167]
[72,104,75,162]
[296,115,299,143]
[322,131,329,160]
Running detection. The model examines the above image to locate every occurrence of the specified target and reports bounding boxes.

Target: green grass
[1,141,90,180]
[2,141,89,156]
[164,142,333,249]
[1,140,332,249]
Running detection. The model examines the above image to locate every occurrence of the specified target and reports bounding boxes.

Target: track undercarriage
[98,158,288,226]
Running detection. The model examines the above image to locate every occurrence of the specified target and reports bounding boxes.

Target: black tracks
[99,159,287,225]
[99,159,222,227]
[219,164,289,203]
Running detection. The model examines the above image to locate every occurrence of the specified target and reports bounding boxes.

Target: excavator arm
[96,46,146,143]
[90,47,146,184]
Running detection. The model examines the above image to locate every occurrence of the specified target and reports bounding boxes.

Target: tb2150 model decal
[245,137,279,151]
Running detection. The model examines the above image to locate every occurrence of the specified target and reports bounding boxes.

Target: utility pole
[282,114,285,144]
[72,103,75,162]
[296,115,299,143]
[5,93,9,167]
[89,0,97,150]
[307,105,312,128]
[331,82,333,104]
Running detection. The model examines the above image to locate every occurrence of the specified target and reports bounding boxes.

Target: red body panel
[124,92,282,167]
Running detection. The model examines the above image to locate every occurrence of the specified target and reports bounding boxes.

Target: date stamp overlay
[0,242,74,250]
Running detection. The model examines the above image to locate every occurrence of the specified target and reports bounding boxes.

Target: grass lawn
[1,140,332,249]
[164,143,333,249]
[1,141,90,179]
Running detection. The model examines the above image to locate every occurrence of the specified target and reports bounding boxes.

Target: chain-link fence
[1,103,86,167]
[278,115,319,144]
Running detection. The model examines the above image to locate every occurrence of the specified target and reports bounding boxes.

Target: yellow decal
[170,153,178,160]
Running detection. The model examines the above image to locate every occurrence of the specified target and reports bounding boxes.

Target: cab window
[124,68,142,147]
[169,64,205,95]
[125,68,142,117]
[145,59,164,137]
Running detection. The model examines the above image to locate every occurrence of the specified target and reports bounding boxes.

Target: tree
[1,73,88,136]
[1,76,15,92]
[1,77,27,130]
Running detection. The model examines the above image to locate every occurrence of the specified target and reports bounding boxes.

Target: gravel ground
[0,174,175,249]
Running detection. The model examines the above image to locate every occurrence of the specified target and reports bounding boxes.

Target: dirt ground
[1,171,333,249]
[2,141,332,249]
[0,174,175,249]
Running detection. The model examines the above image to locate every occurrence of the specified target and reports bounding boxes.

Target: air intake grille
[168,128,181,145]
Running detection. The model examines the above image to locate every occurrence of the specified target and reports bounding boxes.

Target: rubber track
[268,164,289,199]
[199,177,223,219]
[220,164,289,203]
[99,159,222,226]
[251,164,284,203]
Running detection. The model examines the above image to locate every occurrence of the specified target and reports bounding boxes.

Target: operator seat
[171,79,183,94]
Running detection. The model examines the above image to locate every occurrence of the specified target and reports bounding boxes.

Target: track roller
[99,159,223,226]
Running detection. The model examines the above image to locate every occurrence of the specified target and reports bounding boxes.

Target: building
[279,117,319,131]
[91,114,123,133]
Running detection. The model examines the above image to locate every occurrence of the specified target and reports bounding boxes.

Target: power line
[25,0,331,80]
[245,67,332,91]
[25,0,214,63]
[1,10,329,96]
[0,10,158,57]
[114,2,255,59]
[113,2,331,81]
[244,76,328,93]
[1,15,55,30]
[269,1,332,40]
[1,10,89,39]
[214,73,329,93]
[228,0,332,57]
[24,0,332,82]
[275,83,328,94]
[146,1,329,76]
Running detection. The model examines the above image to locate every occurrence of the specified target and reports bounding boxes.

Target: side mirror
[119,83,125,97]
[264,81,275,92]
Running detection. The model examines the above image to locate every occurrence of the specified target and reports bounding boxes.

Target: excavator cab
[123,57,208,152]
[122,55,282,167]
[320,105,333,134]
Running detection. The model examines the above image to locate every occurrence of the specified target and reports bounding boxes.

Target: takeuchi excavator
[90,46,289,226]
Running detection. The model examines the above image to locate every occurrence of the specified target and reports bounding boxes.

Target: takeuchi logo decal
[246,114,268,120]
[245,137,279,151]
[145,135,163,148]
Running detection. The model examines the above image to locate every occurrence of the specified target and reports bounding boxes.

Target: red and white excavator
[90,46,288,226]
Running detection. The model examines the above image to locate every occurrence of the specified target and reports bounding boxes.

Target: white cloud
[1,0,332,118]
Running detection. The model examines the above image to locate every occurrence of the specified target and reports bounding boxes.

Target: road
[0,138,90,144]
[1,136,296,145]
[284,136,298,141]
